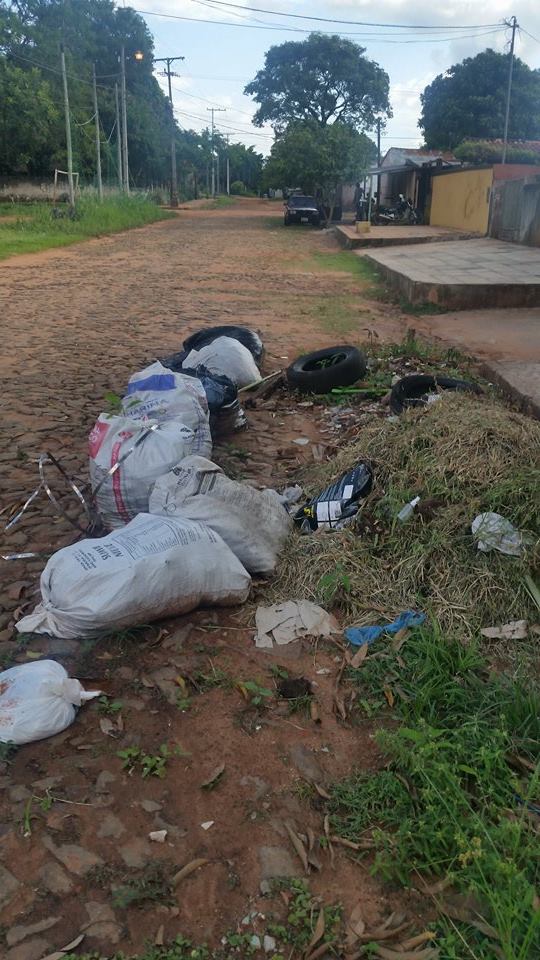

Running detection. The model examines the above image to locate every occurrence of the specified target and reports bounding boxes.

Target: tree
[245,33,390,133]
[419,48,540,150]
[0,61,58,173]
[263,120,376,202]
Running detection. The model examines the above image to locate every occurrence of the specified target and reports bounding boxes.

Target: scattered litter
[276,484,303,510]
[277,677,312,699]
[89,415,207,529]
[255,600,340,649]
[149,830,167,843]
[172,364,237,414]
[390,373,481,415]
[472,512,527,557]
[316,667,331,675]
[294,462,373,532]
[149,456,291,575]
[0,661,100,745]
[16,514,251,639]
[345,610,426,647]
[250,936,261,949]
[397,495,420,523]
[263,935,276,953]
[480,620,528,640]
[292,437,310,446]
[41,934,85,960]
[3,452,94,543]
[183,336,261,388]
[201,820,214,830]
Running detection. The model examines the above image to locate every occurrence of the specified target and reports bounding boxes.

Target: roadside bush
[230,180,247,195]
[455,140,540,165]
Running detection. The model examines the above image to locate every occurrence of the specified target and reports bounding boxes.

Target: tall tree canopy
[263,120,376,199]
[0,0,261,193]
[245,33,391,133]
[419,48,540,150]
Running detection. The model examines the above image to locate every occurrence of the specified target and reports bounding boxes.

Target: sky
[130,0,540,156]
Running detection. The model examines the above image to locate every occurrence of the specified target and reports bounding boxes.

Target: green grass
[330,625,540,960]
[0,196,172,260]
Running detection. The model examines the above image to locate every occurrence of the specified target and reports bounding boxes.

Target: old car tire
[286,346,367,393]
[390,374,482,414]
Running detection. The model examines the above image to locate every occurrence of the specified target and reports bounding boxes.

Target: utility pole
[216,150,220,195]
[120,45,129,193]
[60,44,75,208]
[376,117,382,213]
[92,63,103,200]
[502,16,518,165]
[114,82,123,190]
[206,106,225,196]
[155,56,185,208]
[225,135,230,195]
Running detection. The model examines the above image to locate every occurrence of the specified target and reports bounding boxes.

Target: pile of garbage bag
[16,324,298,642]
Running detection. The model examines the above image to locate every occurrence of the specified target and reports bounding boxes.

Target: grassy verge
[329,624,540,959]
[0,196,172,260]
[272,391,540,639]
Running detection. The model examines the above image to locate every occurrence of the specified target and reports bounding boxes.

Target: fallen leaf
[314,783,330,800]
[373,947,439,960]
[306,943,332,960]
[323,814,330,838]
[384,687,395,708]
[306,907,325,955]
[155,924,164,946]
[200,762,225,790]
[99,718,115,737]
[391,627,410,652]
[40,934,85,960]
[116,714,124,732]
[6,580,30,601]
[141,676,155,688]
[307,826,316,853]
[172,858,209,885]
[310,700,321,724]
[416,875,453,896]
[330,835,374,851]
[399,933,437,950]
[346,901,366,946]
[284,821,309,873]
[350,644,369,668]
[25,650,42,660]
[354,920,412,944]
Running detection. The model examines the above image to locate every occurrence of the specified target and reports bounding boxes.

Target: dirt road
[0,200,419,957]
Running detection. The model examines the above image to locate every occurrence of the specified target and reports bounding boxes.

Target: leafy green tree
[0,61,58,173]
[419,48,540,150]
[227,142,263,193]
[245,33,390,133]
[263,120,376,206]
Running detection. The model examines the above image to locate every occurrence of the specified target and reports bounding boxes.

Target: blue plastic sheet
[345,610,426,647]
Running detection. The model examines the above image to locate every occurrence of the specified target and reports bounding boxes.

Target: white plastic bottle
[397,495,420,522]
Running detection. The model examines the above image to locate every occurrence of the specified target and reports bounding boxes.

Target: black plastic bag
[294,463,373,532]
[183,325,263,365]
[180,364,237,413]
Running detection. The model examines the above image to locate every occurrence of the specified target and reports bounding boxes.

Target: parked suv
[284,195,321,227]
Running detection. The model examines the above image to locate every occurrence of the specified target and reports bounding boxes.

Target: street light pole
[60,44,75,208]
[155,56,185,208]
[206,106,225,196]
[120,45,129,193]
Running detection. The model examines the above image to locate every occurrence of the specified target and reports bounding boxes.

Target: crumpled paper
[480,620,528,640]
[255,600,340,649]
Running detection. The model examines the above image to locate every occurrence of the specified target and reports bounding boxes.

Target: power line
[520,27,540,44]
[184,0,501,30]
[136,9,505,43]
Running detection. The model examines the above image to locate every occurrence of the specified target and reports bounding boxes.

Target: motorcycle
[372,194,420,226]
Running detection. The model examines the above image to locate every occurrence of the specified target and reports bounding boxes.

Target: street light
[134,50,144,61]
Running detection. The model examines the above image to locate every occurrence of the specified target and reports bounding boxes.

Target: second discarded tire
[390,374,481,414]
[286,346,367,394]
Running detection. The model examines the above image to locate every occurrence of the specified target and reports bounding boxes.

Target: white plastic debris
[183,336,261,388]
[149,456,292,575]
[122,362,211,446]
[472,512,525,557]
[480,620,528,640]
[89,414,208,529]
[0,661,100,745]
[201,821,214,830]
[255,600,340,649]
[149,830,168,843]
[16,514,251,640]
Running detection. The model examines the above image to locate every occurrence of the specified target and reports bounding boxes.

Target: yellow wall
[430,168,493,233]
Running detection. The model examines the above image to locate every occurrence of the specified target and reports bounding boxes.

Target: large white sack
[149,456,292,575]
[122,362,212,455]
[89,414,207,530]
[183,336,261,388]
[16,514,251,640]
[0,660,100,745]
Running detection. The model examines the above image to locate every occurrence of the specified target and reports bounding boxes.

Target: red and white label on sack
[88,419,110,458]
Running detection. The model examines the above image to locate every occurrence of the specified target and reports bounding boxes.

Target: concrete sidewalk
[413,307,540,418]
[364,238,540,308]
[336,224,472,249]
